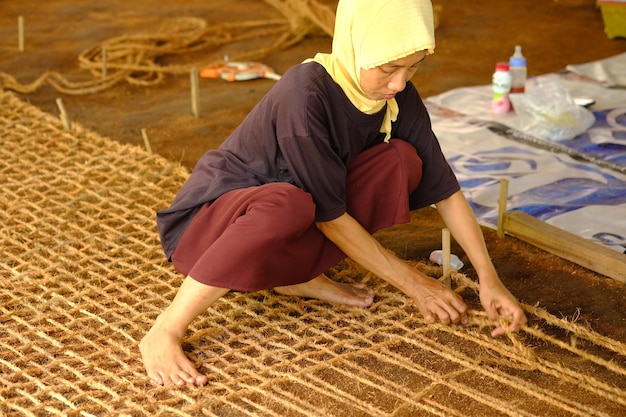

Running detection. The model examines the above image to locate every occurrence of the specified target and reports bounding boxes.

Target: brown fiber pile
[1,90,624,416]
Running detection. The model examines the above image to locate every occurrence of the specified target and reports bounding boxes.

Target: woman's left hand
[479,280,527,337]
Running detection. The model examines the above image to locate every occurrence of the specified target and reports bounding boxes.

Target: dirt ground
[1,0,625,376]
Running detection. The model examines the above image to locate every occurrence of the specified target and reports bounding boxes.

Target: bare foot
[139,314,208,387]
[274,274,374,307]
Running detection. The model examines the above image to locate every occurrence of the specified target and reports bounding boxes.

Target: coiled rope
[0,0,336,95]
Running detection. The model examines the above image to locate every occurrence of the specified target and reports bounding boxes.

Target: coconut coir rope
[0,0,335,95]
[1,89,625,416]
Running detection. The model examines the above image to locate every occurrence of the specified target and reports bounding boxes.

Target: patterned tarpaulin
[426,58,626,255]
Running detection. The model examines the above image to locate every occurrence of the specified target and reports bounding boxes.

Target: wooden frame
[497,179,625,283]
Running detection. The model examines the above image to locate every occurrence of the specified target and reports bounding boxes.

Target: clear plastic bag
[509,80,595,141]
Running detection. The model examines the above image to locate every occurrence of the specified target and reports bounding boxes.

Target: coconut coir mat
[0,90,625,417]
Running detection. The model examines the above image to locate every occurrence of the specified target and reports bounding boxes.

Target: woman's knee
[389,139,423,192]
[251,183,316,235]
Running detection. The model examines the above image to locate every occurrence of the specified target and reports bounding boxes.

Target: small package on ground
[509,80,595,141]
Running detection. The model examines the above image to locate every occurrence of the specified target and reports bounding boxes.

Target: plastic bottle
[491,62,512,113]
[429,250,464,270]
[509,45,527,93]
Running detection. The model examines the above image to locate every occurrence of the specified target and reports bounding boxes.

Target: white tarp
[425,55,626,254]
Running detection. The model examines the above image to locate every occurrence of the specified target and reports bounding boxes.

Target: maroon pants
[171,140,423,291]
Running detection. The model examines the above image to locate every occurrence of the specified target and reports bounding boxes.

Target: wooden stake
[503,210,626,284]
[101,46,107,78]
[190,67,200,118]
[497,178,509,238]
[18,16,25,52]
[141,128,153,155]
[439,228,452,288]
[442,228,451,276]
[56,98,71,132]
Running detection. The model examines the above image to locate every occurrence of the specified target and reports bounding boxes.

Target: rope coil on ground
[0,0,336,95]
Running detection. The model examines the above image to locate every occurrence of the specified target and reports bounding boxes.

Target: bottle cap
[509,45,526,66]
[495,62,509,71]
[510,56,526,66]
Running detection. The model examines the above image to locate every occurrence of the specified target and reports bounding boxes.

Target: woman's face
[359,50,427,100]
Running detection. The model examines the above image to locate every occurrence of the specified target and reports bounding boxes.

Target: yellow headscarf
[307,0,435,142]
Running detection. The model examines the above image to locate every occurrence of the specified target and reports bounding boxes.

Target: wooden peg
[18,16,25,52]
[442,228,451,276]
[101,46,108,78]
[141,128,153,155]
[190,68,200,118]
[56,98,71,132]
[497,178,509,238]
[439,228,452,288]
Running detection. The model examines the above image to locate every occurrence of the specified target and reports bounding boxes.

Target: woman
[140,0,527,387]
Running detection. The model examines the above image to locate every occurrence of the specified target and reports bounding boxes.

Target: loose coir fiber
[0,90,625,416]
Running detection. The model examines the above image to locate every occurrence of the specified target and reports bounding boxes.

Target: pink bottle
[491,62,512,113]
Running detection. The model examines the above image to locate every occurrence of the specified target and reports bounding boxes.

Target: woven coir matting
[1,90,625,416]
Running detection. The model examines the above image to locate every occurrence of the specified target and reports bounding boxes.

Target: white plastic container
[429,250,464,270]
[491,62,512,113]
